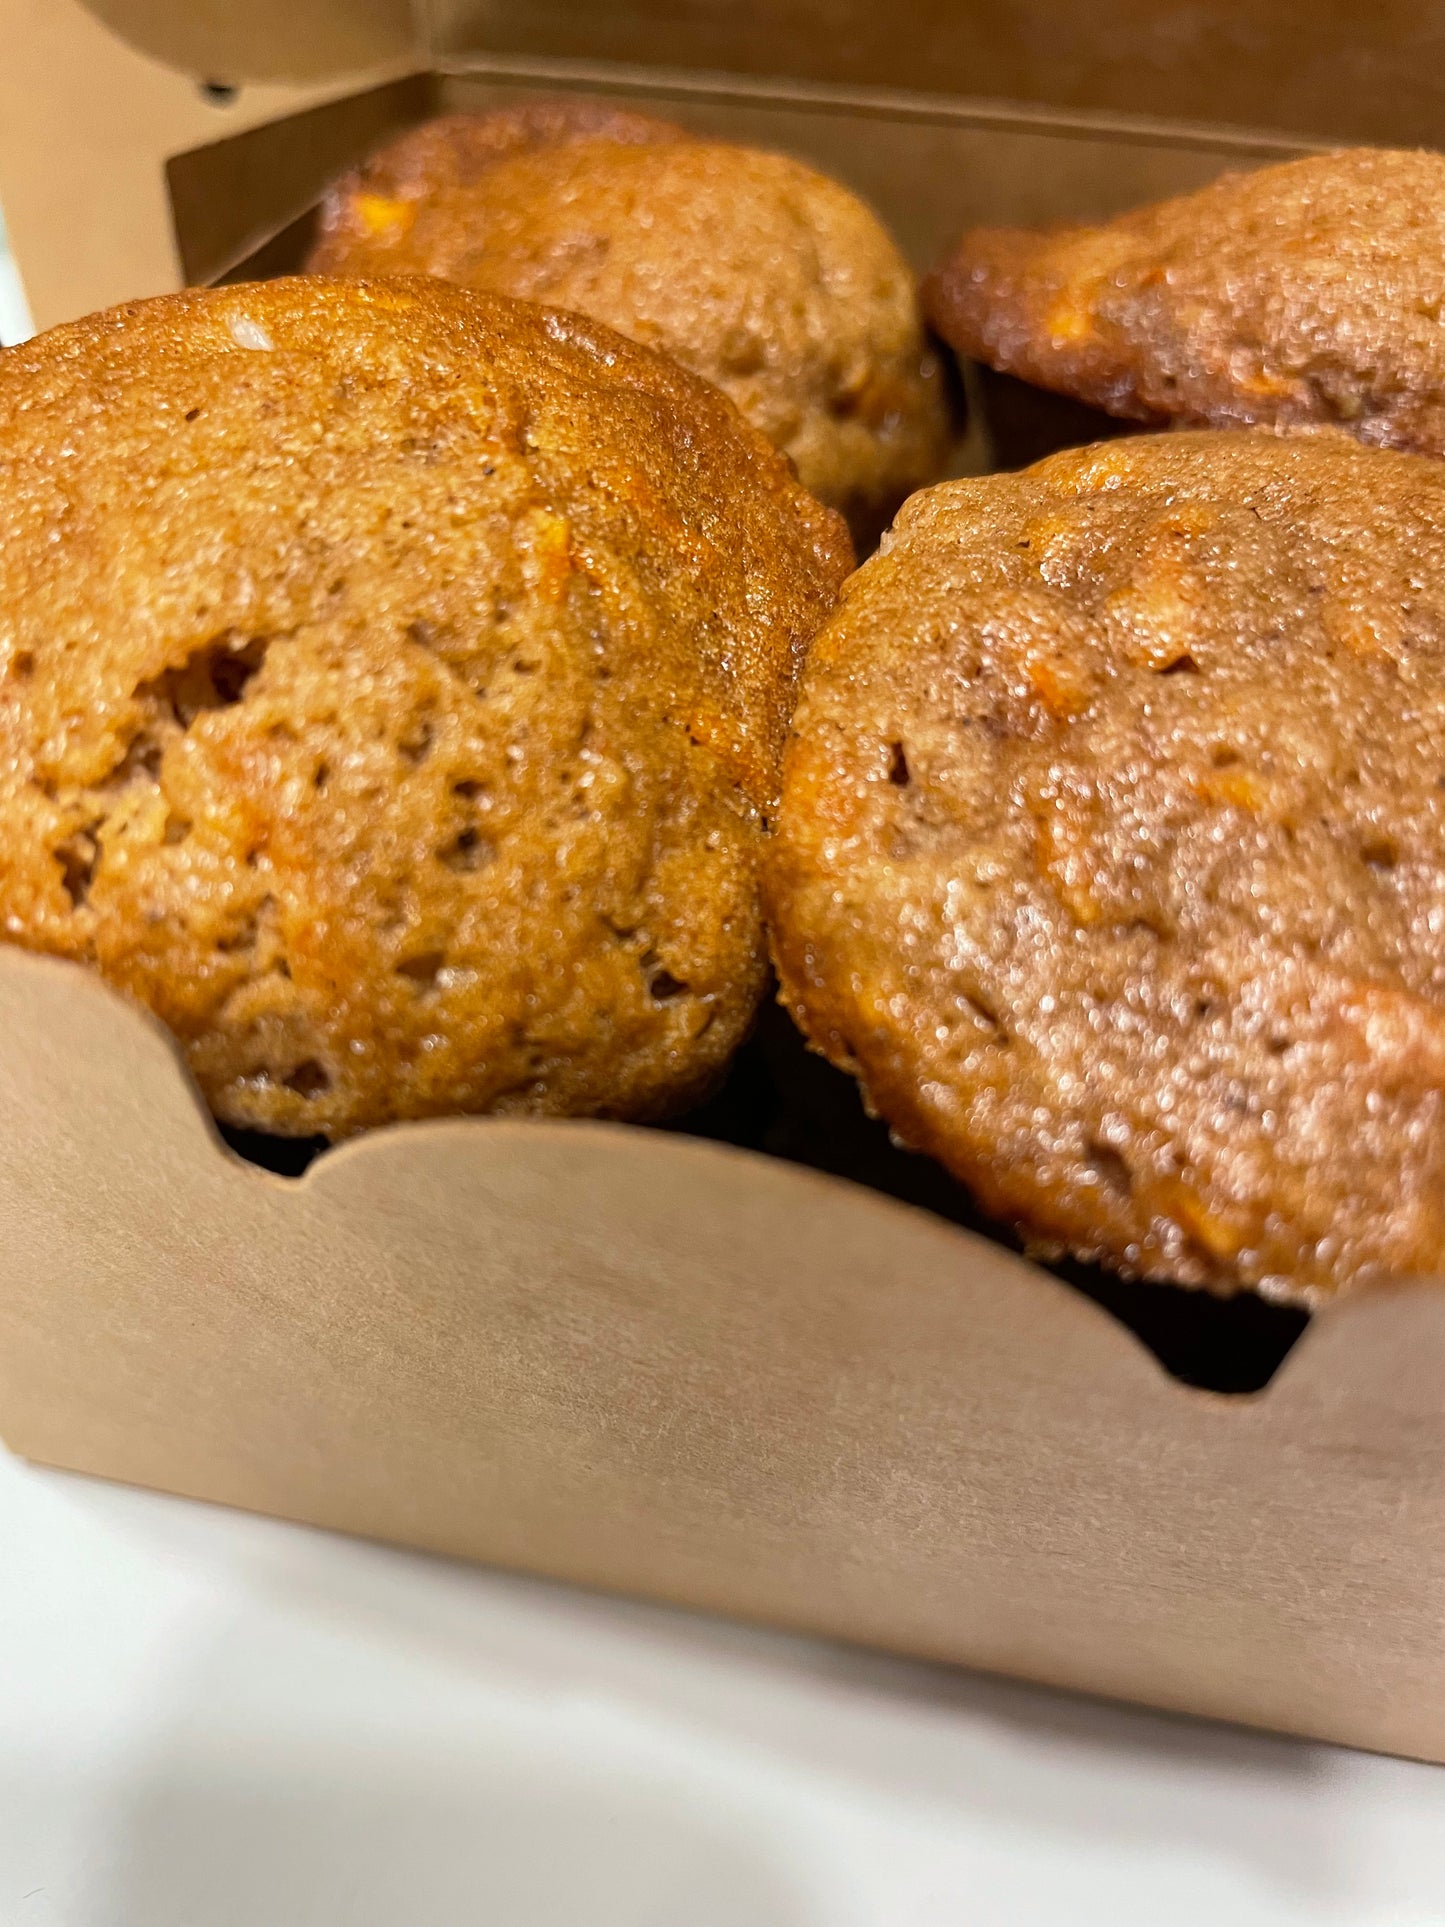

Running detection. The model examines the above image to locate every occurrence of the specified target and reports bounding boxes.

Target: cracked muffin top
[0,275,849,1137]
[310,103,951,544]
[767,428,1445,1303]
[927,149,1445,458]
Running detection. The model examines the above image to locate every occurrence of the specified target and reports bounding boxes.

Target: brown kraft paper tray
[0,0,1442,1762]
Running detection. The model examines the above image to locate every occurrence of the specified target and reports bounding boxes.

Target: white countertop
[2,1448,1443,1926]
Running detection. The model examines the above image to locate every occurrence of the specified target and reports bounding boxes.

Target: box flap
[81,0,420,84]
[0,0,419,331]
[3,948,1444,1763]
[433,0,1444,148]
[71,0,1445,148]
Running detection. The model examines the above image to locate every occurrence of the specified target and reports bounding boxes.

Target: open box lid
[73,0,1445,144]
[3,0,1445,335]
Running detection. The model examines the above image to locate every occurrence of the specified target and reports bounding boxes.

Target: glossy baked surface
[927,149,1445,456]
[0,276,848,1136]
[768,429,1445,1300]
[313,107,951,542]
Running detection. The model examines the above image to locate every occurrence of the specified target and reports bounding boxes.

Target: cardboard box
[1,0,1443,1762]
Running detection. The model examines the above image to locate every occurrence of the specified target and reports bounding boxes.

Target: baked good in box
[765,428,1445,1304]
[309,103,952,543]
[926,149,1445,456]
[0,276,849,1139]
[311,99,688,213]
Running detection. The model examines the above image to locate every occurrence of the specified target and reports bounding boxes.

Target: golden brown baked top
[0,276,849,1138]
[767,429,1445,1303]
[311,100,688,241]
[311,109,951,541]
[927,149,1445,456]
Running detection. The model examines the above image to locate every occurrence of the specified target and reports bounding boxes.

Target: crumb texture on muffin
[311,108,951,540]
[0,277,849,1137]
[309,99,689,231]
[927,148,1445,456]
[767,429,1445,1302]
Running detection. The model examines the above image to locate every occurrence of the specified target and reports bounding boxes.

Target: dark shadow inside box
[678,1006,1309,1396]
[220,1123,331,1177]
[970,363,1143,471]
[212,206,320,287]
[222,1002,1308,1397]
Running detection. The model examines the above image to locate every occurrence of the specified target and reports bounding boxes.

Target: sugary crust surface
[767,429,1445,1302]
[927,149,1445,456]
[312,111,951,540]
[308,100,689,242]
[0,277,849,1137]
